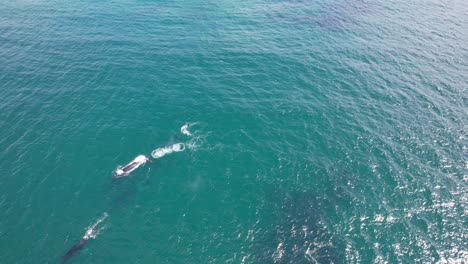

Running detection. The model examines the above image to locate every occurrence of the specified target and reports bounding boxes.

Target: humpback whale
[61,213,108,263]
[114,155,149,178]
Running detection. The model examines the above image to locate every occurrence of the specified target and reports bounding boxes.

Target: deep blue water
[1,0,467,263]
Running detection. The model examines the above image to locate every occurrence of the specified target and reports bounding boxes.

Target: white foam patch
[83,212,108,240]
[181,123,192,136]
[151,143,186,159]
[272,242,285,262]
[151,123,207,159]
[374,214,385,222]
[437,249,468,264]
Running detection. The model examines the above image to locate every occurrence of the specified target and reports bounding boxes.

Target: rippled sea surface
[1,0,467,263]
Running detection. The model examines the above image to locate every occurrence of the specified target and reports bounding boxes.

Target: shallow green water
[0,0,467,263]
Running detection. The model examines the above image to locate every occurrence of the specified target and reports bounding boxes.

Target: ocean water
[0,0,467,263]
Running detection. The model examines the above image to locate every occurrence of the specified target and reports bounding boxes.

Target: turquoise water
[1,0,467,263]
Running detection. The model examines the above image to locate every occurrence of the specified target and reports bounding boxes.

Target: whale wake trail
[181,122,208,150]
[151,122,208,159]
[151,143,186,159]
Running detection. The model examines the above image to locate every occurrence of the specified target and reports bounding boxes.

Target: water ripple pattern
[0,0,467,263]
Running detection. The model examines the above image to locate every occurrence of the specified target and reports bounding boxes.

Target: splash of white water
[151,143,186,159]
[181,123,192,136]
[83,212,108,240]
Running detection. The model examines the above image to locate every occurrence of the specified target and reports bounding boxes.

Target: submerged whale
[61,213,108,263]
